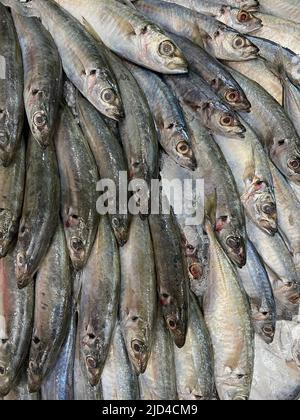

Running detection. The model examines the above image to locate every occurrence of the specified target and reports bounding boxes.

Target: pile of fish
[1,0,300,401]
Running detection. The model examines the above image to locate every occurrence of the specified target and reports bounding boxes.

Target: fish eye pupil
[234,37,244,48]
[221,116,232,126]
[102,89,115,104]
[176,141,189,155]
[168,319,176,329]
[0,367,5,375]
[238,11,249,22]
[159,41,175,56]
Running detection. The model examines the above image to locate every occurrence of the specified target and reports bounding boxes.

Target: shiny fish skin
[55,104,99,271]
[174,293,214,400]
[0,4,24,166]
[239,240,276,344]
[149,207,189,348]
[27,224,71,393]
[120,216,157,374]
[283,76,300,139]
[259,0,300,24]
[132,0,259,61]
[101,323,140,400]
[78,217,120,387]
[4,371,40,400]
[0,251,34,397]
[139,309,177,400]
[76,94,130,247]
[15,135,60,288]
[12,12,62,148]
[169,34,250,112]
[126,62,196,170]
[203,218,254,401]
[55,0,187,74]
[165,71,246,139]
[0,140,25,258]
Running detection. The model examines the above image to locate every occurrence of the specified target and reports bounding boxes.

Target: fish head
[110,214,130,247]
[219,85,251,112]
[0,209,18,257]
[252,304,276,344]
[27,333,44,393]
[162,123,196,170]
[81,324,104,387]
[28,89,51,148]
[215,215,246,267]
[270,137,300,185]
[64,213,88,270]
[217,367,251,400]
[205,104,246,138]
[218,6,262,34]
[232,0,259,11]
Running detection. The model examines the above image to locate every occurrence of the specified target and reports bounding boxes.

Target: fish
[149,201,189,348]
[15,135,60,288]
[203,212,254,400]
[226,67,300,186]
[164,71,246,139]
[0,3,24,166]
[126,62,196,170]
[139,308,177,400]
[0,140,25,258]
[0,251,34,397]
[101,323,140,400]
[162,0,262,33]
[4,0,123,121]
[27,224,71,393]
[239,240,276,344]
[214,123,278,236]
[12,12,62,148]
[76,93,130,246]
[168,33,251,112]
[78,217,120,387]
[131,0,259,61]
[174,293,214,400]
[283,75,300,139]
[53,0,188,74]
[120,216,157,374]
[259,0,300,25]
[55,104,99,270]
[3,370,40,400]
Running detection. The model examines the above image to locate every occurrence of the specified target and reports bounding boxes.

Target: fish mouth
[106,107,124,122]
[242,45,259,59]
[233,395,248,401]
[259,219,278,236]
[130,339,149,374]
[166,59,188,74]
[288,293,300,305]
[232,101,251,113]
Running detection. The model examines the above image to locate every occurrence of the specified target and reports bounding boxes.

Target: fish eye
[262,203,276,215]
[33,111,47,128]
[288,157,300,170]
[0,366,5,375]
[159,40,176,57]
[112,217,120,228]
[225,90,239,103]
[233,36,246,49]
[71,237,84,253]
[220,115,233,126]
[101,88,116,104]
[226,236,241,250]
[33,336,40,345]
[176,141,190,156]
[237,10,250,22]
[168,319,176,329]
[86,356,97,369]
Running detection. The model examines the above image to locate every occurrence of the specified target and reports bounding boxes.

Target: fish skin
[174,293,214,400]
[149,205,189,348]
[259,0,300,25]
[76,93,130,247]
[0,251,34,397]
[15,135,60,288]
[27,224,72,393]
[101,323,140,400]
[55,104,99,271]
[4,370,40,400]
[132,0,259,61]
[239,240,276,344]
[162,0,262,34]
[0,140,25,258]
[54,0,187,74]
[164,71,246,139]
[214,123,278,236]
[78,217,120,387]
[0,4,24,166]
[12,12,62,148]
[126,62,197,171]
[203,218,254,401]
[226,67,300,186]
[168,34,250,112]
[120,216,157,374]
[182,106,246,268]
[209,0,259,12]
[283,76,300,139]
[139,308,177,400]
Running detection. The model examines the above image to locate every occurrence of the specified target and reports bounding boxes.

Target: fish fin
[0,0,40,17]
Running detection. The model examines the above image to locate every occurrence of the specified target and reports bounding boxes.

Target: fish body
[259,0,300,24]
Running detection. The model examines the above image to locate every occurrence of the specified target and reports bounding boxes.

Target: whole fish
[78,217,120,387]
[3,370,40,400]
[174,293,214,400]
[149,204,189,348]
[27,224,71,393]
[162,0,262,33]
[165,71,246,139]
[120,216,157,374]
[226,59,283,104]
[214,124,277,236]
[0,251,34,397]
[15,135,60,288]
[283,75,300,139]
[227,67,300,186]
[168,34,251,112]
[101,323,140,400]
[131,0,259,61]
[239,240,276,344]
[3,0,123,121]
[12,12,62,148]
[259,0,300,25]
[0,140,25,257]
[139,309,177,400]
[126,62,196,170]
[53,0,187,74]
[203,216,254,400]
[55,104,99,270]
[76,93,130,246]
[0,4,24,166]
